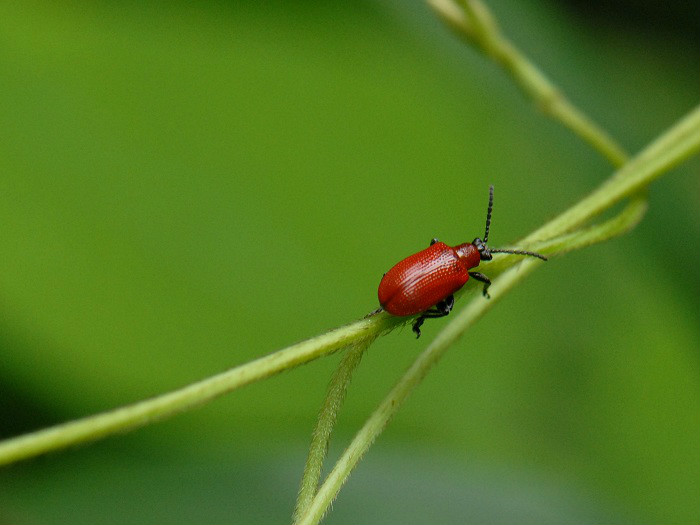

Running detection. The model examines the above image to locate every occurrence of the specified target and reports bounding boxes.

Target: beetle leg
[430,238,439,246]
[411,294,455,338]
[441,294,455,312]
[469,271,492,298]
[365,306,384,318]
[412,317,426,338]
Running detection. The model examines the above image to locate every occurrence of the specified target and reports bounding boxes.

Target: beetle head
[472,237,493,261]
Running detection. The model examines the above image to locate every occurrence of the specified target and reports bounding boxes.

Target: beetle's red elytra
[377,185,547,338]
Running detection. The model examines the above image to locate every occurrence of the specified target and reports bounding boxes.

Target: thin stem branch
[428,0,629,167]
[0,317,386,467]
[530,192,648,256]
[523,103,700,244]
[293,340,372,523]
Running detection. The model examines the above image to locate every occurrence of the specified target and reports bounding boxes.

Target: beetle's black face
[472,237,492,261]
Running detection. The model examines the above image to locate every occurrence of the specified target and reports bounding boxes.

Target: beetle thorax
[454,242,483,270]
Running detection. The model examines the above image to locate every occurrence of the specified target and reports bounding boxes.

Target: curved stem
[429,0,629,167]
[524,103,700,244]
[0,317,387,467]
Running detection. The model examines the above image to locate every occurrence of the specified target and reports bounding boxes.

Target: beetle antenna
[483,184,494,243]
[490,248,548,261]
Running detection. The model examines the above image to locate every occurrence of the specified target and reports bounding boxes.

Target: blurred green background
[1,0,698,523]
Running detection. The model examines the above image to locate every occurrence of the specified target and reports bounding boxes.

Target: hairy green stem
[0,318,386,467]
[293,340,373,523]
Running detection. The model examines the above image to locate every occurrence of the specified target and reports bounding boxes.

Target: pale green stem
[428,0,628,167]
[0,317,387,467]
[531,192,648,255]
[477,190,648,279]
[523,103,700,244]
[293,340,373,523]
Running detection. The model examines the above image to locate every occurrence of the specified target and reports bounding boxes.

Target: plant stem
[428,0,629,167]
[0,317,387,467]
[523,103,700,244]
[293,340,372,523]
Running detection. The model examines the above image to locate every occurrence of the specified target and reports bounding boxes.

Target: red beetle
[378,185,546,337]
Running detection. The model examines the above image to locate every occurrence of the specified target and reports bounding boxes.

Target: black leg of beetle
[412,294,454,338]
[469,271,492,298]
[365,306,384,318]
[430,238,439,246]
[412,316,426,338]
[440,294,454,313]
